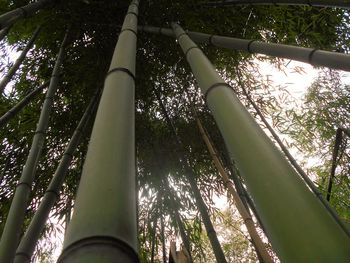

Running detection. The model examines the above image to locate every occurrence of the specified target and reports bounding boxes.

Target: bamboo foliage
[0,26,41,94]
[0,31,69,263]
[0,81,49,128]
[171,22,350,262]
[0,0,52,30]
[58,1,139,262]
[14,91,100,263]
[196,118,273,263]
[139,25,350,72]
[153,88,228,263]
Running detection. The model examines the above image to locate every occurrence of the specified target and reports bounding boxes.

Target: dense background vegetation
[0,0,349,261]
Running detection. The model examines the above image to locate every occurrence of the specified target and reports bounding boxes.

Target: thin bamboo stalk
[0,31,69,263]
[239,81,350,237]
[150,215,157,263]
[163,180,194,263]
[326,128,343,202]
[58,1,139,262]
[0,0,52,30]
[0,81,49,128]
[0,25,11,42]
[196,118,273,263]
[160,211,167,263]
[0,26,41,94]
[139,25,350,72]
[14,92,99,263]
[201,0,350,8]
[0,154,11,186]
[153,88,227,263]
[171,22,350,262]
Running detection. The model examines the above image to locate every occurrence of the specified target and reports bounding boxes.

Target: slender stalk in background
[0,31,69,263]
[0,81,49,128]
[14,91,99,263]
[0,26,41,94]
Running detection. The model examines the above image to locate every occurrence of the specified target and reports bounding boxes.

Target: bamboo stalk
[153,88,227,263]
[58,1,139,262]
[0,26,41,94]
[326,128,343,202]
[201,0,350,8]
[139,25,350,72]
[0,81,49,128]
[0,0,52,30]
[160,210,167,263]
[14,91,99,263]
[0,25,11,42]
[239,81,350,237]
[162,180,194,263]
[196,118,273,263]
[0,31,69,263]
[171,22,350,262]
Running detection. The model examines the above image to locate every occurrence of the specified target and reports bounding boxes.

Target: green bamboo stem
[14,92,99,263]
[0,31,69,263]
[171,22,350,262]
[139,25,350,72]
[0,0,52,30]
[0,25,11,42]
[153,88,227,263]
[58,1,139,262]
[196,118,273,263]
[0,26,41,94]
[239,82,350,237]
[0,81,49,128]
[201,0,350,8]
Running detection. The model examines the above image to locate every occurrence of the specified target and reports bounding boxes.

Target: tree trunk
[0,30,69,263]
[0,0,52,30]
[0,26,41,94]
[196,118,273,263]
[14,91,99,263]
[171,22,350,262]
[0,81,49,128]
[160,211,167,263]
[201,0,350,9]
[58,1,139,262]
[139,25,350,72]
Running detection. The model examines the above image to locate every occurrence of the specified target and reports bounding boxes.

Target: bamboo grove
[0,0,350,262]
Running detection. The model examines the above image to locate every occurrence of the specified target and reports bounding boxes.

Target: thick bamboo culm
[0,81,49,128]
[0,26,41,94]
[196,118,273,263]
[171,22,350,262]
[0,31,69,263]
[14,92,99,263]
[239,82,350,237]
[0,0,52,30]
[140,25,350,72]
[201,0,350,8]
[153,88,228,263]
[58,1,139,262]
